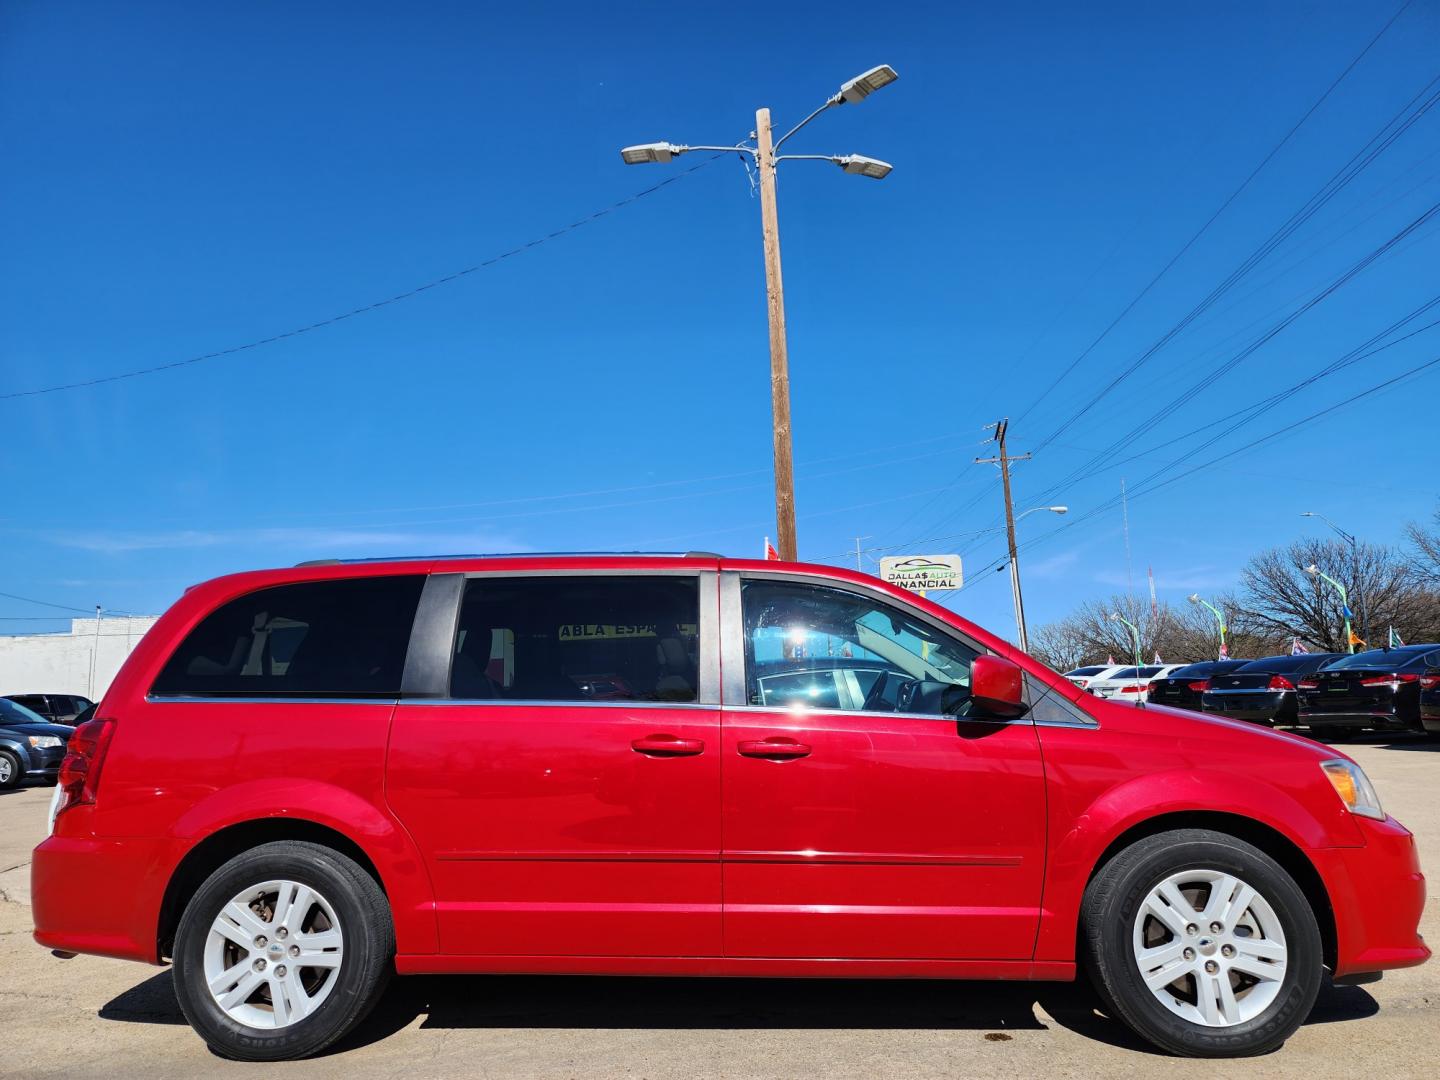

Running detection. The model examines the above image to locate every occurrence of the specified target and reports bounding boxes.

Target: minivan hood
[1102,697,1341,761]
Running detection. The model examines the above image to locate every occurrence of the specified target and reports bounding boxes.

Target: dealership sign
[879,554,963,592]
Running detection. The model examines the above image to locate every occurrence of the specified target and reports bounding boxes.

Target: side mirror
[970,655,1027,719]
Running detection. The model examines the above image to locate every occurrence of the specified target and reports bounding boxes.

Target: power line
[0,158,721,401]
[0,590,99,614]
[947,349,1440,602]
[1014,0,1417,427]
[1029,198,1440,502]
[1032,69,1440,454]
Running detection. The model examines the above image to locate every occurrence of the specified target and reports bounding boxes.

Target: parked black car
[1146,659,1252,711]
[0,697,75,790]
[1297,643,1440,736]
[1201,653,1345,726]
[1422,668,1440,735]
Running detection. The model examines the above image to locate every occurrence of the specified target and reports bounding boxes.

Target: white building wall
[0,616,160,702]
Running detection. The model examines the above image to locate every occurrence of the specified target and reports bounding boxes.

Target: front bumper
[25,744,66,778]
[1313,815,1429,977]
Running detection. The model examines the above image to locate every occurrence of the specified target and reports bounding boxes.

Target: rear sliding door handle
[737,738,812,759]
[631,734,705,756]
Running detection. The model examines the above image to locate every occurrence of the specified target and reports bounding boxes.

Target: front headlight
[27,735,63,749]
[1321,759,1385,821]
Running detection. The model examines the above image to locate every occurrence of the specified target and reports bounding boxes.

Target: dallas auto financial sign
[879,554,964,592]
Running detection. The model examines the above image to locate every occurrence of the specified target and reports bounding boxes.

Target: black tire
[1082,828,1322,1057]
[172,840,394,1061]
[0,750,21,790]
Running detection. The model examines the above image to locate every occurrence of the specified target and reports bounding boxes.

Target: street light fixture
[1303,563,1356,654]
[1188,593,1228,660]
[838,64,899,105]
[620,64,899,561]
[836,154,894,179]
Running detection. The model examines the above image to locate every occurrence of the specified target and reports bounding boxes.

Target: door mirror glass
[970,655,1027,719]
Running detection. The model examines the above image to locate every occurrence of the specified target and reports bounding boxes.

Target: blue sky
[2,0,1438,642]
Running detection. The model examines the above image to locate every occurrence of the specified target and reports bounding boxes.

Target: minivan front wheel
[172,840,394,1061]
[1082,828,1322,1057]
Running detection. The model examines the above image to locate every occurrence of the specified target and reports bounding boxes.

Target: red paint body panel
[720,708,1045,959]
[27,555,1428,990]
[387,702,721,956]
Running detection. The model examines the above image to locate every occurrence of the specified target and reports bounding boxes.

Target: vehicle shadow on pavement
[97,971,1378,1058]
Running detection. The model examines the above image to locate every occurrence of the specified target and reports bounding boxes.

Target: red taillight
[1360,673,1418,688]
[1298,677,1321,689]
[1120,683,1151,694]
[1076,679,1089,689]
[56,718,115,817]
[1421,675,1440,690]
[1187,680,1211,692]
[1267,675,1296,691]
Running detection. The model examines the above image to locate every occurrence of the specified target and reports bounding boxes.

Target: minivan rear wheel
[172,840,393,1061]
[1082,828,1322,1057]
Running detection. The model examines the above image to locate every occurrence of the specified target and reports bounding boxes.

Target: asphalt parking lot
[1,736,1435,1080]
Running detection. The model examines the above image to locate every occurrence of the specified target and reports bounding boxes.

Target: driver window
[741,579,978,717]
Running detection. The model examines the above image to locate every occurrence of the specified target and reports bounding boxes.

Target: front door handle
[631,734,705,756]
[737,737,812,759]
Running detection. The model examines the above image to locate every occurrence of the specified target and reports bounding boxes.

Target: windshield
[0,697,47,726]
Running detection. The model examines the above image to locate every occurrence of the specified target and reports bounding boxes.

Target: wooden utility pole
[977,419,1033,652]
[755,108,798,562]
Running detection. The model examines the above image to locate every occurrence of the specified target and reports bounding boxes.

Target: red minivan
[31,554,1428,1060]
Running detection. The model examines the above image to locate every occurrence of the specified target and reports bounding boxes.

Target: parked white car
[1062,664,1126,691]
[1086,664,1186,702]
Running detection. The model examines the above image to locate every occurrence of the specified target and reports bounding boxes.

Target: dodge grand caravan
[31,554,1428,1060]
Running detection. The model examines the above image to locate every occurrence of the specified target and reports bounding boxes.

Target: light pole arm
[772,98,839,151]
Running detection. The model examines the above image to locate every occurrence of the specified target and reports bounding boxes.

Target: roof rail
[295,551,724,567]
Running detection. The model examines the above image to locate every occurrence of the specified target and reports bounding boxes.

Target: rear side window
[450,575,700,703]
[152,576,424,698]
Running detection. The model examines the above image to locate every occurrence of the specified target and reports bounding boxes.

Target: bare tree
[1030,589,1309,671]
[1237,538,1434,651]
[1407,504,1440,586]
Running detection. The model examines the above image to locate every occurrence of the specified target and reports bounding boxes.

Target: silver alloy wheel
[202,879,344,1029]
[0,756,12,783]
[1132,868,1288,1027]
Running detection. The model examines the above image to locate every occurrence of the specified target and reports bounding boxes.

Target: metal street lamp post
[621,65,899,562]
[1304,563,1355,653]
[1187,593,1228,660]
[1007,505,1067,653]
[1108,611,1142,671]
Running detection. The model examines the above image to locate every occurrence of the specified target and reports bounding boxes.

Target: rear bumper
[31,822,179,964]
[1299,709,1415,731]
[1313,816,1429,977]
[1203,691,1287,723]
